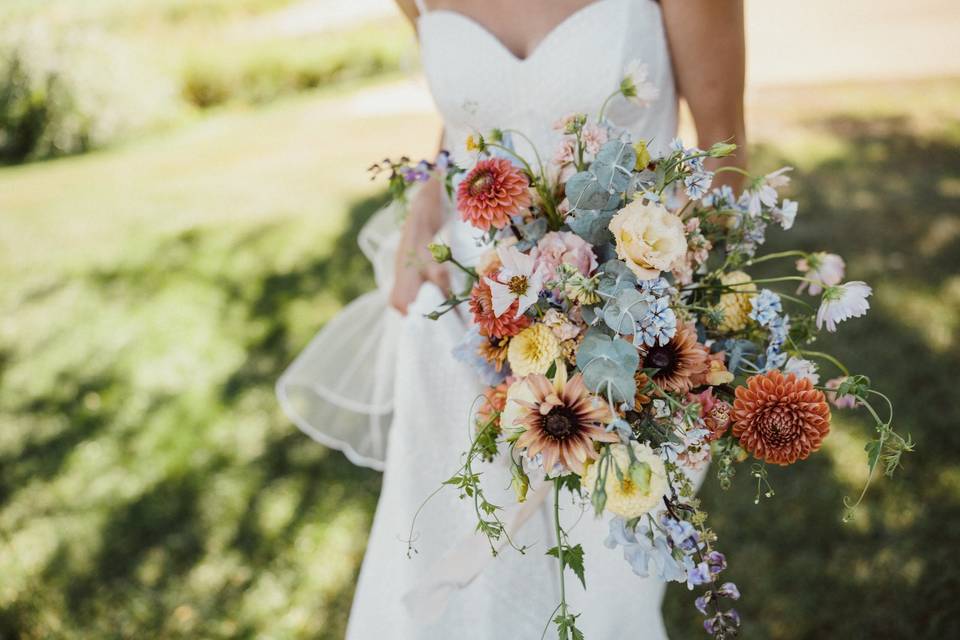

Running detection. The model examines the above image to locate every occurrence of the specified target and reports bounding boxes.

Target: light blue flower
[637,296,677,347]
[749,289,782,327]
[452,326,506,386]
[684,170,714,200]
[638,277,673,298]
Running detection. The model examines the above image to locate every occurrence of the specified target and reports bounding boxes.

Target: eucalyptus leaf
[581,359,636,404]
[576,330,640,403]
[515,217,548,250]
[566,171,619,211]
[602,288,651,334]
[567,209,614,246]
[597,259,638,297]
[592,140,636,194]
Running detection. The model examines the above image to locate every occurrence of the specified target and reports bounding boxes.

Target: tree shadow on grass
[664,115,960,639]
[0,192,388,638]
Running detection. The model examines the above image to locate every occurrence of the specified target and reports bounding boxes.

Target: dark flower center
[542,407,579,440]
[646,345,675,373]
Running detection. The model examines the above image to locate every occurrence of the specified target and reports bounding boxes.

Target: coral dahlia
[732,370,831,465]
[469,279,531,339]
[514,368,618,475]
[457,157,532,230]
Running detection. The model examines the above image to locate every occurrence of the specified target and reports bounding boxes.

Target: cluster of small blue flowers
[668,139,716,201]
[633,278,677,347]
[749,289,791,371]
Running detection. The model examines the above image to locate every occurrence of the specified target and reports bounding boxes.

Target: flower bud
[428,242,452,263]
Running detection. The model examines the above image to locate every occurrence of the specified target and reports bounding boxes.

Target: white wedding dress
[278,1,689,637]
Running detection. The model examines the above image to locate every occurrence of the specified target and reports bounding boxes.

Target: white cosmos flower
[783,356,820,384]
[816,281,872,332]
[621,60,661,107]
[773,198,798,230]
[797,252,845,295]
[486,244,542,318]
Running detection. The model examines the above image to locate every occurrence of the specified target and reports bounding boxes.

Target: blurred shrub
[0,23,179,163]
[180,22,413,109]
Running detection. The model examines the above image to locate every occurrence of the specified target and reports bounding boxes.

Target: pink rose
[532,231,598,282]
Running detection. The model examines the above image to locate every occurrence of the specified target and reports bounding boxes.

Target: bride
[278,0,746,637]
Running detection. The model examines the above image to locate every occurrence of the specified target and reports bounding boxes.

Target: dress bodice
[417,0,678,166]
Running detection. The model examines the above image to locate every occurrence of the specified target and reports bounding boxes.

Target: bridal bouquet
[377,78,912,639]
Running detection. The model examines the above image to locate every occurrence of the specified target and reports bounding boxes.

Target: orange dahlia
[469,279,531,338]
[514,369,618,475]
[732,370,831,465]
[477,382,509,432]
[641,321,709,394]
[457,157,532,230]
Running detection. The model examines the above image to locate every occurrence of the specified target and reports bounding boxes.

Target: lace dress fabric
[280,1,691,637]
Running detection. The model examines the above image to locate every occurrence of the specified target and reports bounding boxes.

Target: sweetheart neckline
[417,0,624,64]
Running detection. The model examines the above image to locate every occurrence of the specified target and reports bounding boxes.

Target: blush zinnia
[513,370,618,475]
[457,157,532,230]
[469,279,531,338]
[732,370,831,465]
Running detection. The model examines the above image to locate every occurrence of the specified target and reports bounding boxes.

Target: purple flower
[707,550,727,574]
[718,582,740,600]
[687,561,712,589]
[695,594,711,615]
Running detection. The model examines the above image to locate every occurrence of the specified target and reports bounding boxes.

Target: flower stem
[553,478,570,640]
[743,249,808,267]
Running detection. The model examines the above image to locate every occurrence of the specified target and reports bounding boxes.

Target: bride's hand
[389,177,450,315]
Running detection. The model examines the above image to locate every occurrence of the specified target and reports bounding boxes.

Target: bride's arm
[389,157,450,315]
[660,0,747,188]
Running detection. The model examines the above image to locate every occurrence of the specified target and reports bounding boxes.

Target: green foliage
[178,23,413,109]
[0,25,177,162]
[547,543,586,589]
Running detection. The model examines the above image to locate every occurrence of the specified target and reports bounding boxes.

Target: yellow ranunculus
[608,199,687,280]
[712,270,757,332]
[583,442,667,519]
[507,324,561,377]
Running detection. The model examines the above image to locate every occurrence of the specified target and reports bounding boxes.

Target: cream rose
[500,377,537,435]
[608,200,687,280]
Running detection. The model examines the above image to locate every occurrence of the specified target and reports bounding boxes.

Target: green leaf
[567,209,614,245]
[546,543,586,589]
[565,171,619,211]
[603,288,651,334]
[592,139,636,194]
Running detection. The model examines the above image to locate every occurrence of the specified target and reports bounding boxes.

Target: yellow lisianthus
[507,324,561,377]
[712,270,757,332]
[583,442,667,519]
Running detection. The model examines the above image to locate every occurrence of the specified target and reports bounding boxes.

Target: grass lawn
[1,77,958,639]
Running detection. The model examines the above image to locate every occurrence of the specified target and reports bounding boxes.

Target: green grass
[1,78,959,638]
